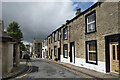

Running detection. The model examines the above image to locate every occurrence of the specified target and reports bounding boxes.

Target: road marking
[15,62,32,79]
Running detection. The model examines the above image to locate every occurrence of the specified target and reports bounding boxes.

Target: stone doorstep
[42,58,119,78]
[2,60,27,79]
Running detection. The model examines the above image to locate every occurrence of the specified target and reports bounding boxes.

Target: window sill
[86,61,97,65]
[63,39,68,40]
[85,30,96,35]
[64,56,68,58]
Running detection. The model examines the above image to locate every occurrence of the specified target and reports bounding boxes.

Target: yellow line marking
[15,62,32,79]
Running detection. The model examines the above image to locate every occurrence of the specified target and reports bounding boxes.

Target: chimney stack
[66,20,70,23]
[75,8,81,16]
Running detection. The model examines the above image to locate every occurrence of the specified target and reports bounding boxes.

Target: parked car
[23,53,30,60]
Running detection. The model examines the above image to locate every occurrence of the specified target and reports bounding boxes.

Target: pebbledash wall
[43,2,120,73]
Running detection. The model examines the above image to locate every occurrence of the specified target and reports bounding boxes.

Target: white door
[72,44,75,63]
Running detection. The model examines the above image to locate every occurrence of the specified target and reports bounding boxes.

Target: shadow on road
[28,58,43,62]
[30,66,39,73]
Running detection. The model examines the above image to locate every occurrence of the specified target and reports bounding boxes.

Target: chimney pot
[66,20,70,23]
[75,8,81,16]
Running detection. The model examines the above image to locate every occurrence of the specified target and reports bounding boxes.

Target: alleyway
[17,58,83,79]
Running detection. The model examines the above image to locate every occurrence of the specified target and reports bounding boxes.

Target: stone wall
[61,25,70,57]
[45,2,120,73]
[69,2,119,62]
[2,42,14,75]
[33,40,42,57]
[118,2,120,32]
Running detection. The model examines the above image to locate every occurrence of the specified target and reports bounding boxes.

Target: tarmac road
[19,58,84,78]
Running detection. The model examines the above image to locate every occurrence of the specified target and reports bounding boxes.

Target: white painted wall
[42,42,45,58]
[61,55,106,73]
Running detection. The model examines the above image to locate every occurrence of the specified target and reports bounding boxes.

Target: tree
[7,21,23,42]
[20,43,26,52]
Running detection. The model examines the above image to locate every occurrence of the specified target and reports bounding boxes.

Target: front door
[51,50,53,59]
[111,43,119,73]
[58,48,61,60]
[70,42,75,63]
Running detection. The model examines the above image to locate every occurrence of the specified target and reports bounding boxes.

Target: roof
[33,40,43,43]
[45,2,103,39]
[1,32,17,42]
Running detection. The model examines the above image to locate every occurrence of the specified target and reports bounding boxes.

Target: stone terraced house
[33,40,42,58]
[42,2,120,74]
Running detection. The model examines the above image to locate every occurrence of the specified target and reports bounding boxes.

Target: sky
[2,0,96,44]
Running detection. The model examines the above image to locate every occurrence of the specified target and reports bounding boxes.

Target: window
[49,37,50,44]
[46,51,48,58]
[63,44,68,58]
[38,43,40,47]
[117,45,119,60]
[85,10,96,34]
[38,49,40,52]
[54,32,57,42]
[58,29,61,41]
[45,40,48,46]
[54,46,57,56]
[49,48,50,56]
[51,49,53,59]
[86,40,97,65]
[63,27,68,40]
[42,42,44,47]
[51,35,52,43]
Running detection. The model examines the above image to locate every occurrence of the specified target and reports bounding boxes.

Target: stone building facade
[0,20,20,79]
[43,2,120,73]
[33,40,42,58]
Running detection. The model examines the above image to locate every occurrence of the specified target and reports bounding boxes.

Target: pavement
[41,58,120,79]
[2,59,29,80]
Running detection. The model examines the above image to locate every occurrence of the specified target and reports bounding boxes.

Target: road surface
[20,58,84,78]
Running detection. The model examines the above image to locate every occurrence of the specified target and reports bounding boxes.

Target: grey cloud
[2,2,76,43]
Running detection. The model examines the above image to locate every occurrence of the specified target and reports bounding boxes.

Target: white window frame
[87,12,96,33]
[64,50,68,57]
[87,42,96,63]
[54,46,57,56]
[64,44,68,58]
[64,28,67,40]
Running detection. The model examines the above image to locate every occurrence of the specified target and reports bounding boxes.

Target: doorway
[51,50,53,59]
[70,42,75,63]
[111,43,119,73]
[58,48,61,60]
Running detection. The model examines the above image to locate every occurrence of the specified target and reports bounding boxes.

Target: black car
[23,53,30,60]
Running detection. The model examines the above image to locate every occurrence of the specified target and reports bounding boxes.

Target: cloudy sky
[2,0,96,43]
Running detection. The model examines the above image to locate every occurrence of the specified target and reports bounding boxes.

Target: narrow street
[18,58,83,78]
